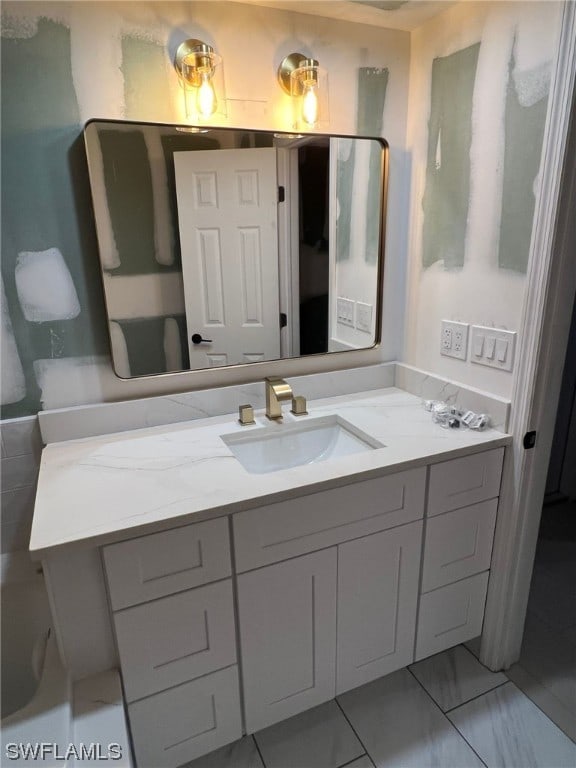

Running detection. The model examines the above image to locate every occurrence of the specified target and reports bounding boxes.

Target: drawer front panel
[115,580,236,702]
[415,571,489,661]
[233,468,426,572]
[428,448,504,517]
[128,666,242,768]
[104,517,231,609]
[337,521,423,694]
[422,500,497,592]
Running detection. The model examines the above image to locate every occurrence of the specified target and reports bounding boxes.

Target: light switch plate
[355,302,373,333]
[337,298,355,327]
[470,325,516,371]
[440,320,469,360]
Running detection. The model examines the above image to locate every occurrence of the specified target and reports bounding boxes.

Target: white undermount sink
[221,414,383,474]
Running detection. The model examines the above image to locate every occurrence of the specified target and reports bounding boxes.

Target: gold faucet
[265,377,293,420]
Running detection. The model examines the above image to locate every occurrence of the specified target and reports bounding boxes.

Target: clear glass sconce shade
[289,61,329,130]
[176,40,227,125]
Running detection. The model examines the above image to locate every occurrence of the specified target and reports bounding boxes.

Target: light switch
[496,338,508,363]
[355,302,373,333]
[485,336,496,359]
[470,325,516,372]
[473,335,484,358]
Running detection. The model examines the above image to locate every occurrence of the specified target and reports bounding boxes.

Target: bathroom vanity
[30,387,509,767]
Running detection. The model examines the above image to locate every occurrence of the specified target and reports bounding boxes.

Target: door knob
[191,333,213,345]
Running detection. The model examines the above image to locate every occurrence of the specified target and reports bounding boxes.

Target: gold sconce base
[175,39,215,86]
[278,53,319,94]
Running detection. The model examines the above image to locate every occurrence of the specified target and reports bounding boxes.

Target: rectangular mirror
[84,120,387,378]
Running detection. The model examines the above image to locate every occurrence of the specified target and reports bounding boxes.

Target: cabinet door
[337,521,423,695]
[238,548,337,733]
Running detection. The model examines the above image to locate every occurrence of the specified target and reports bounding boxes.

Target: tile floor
[186,645,576,768]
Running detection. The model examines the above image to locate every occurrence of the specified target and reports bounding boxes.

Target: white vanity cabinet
[96,447,504,766]
[415,448,503,660]
[234,468,427,732]
[103,518,242,768]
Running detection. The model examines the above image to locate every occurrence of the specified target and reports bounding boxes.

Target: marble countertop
[30,387,511,558]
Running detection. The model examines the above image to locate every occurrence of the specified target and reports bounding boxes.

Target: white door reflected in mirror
[174,148,280,368]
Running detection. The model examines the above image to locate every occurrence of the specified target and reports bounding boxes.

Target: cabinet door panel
[114,580,236,702]
[415,571,489,661]
[337,521,423,694]
[238,548,337,733]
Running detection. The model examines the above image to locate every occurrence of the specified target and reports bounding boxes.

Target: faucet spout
[265,377,293,420]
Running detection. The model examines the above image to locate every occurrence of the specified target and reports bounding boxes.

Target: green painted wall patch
[422,43,480,270]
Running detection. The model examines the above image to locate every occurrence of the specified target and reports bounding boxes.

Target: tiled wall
[1,417,42,552]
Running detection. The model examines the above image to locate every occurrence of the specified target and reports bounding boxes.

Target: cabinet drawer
[114,580,236,702]
[427,448,504,517]
[415,571,489,661]
[337,521,423,694]
[233,468,426,572]
[103,517,230,609]
[422,500,497,592]
[128,666,242,768]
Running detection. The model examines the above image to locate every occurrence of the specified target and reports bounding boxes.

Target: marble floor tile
[183,736,264,768]
[506,662,576,743]
[344,757,375,768]
[518,609,576,714]
[448,682,576,767]
[338,668,484,768]
[409,645,507,712]
[254,699,364,768]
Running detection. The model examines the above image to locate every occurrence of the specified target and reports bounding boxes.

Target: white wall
[2,1,410,410]
[403,1,562,398]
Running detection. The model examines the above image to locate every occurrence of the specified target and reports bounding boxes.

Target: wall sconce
[174,39,227,125]
[278,53,329,130]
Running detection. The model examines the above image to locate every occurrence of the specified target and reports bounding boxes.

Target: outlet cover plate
[440,320,469,360]
[470,325,516,371]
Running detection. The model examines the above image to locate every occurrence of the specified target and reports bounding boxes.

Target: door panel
[174,147,280,367]
[337,522,423,694]
[237,548,337,733]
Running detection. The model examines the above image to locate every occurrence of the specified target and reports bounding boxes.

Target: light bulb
[197,73,217,118]
[302,82,319,126]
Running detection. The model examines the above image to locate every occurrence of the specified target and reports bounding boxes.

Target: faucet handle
[291,395,308,416]
[238,404,255,425]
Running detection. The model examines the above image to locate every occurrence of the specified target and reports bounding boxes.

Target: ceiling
[228,1,457,31]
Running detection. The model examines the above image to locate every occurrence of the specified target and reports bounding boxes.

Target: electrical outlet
[337,297,355,328]
[440,320,469,360]
[356,302,373,333]
[470,325,516,371]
